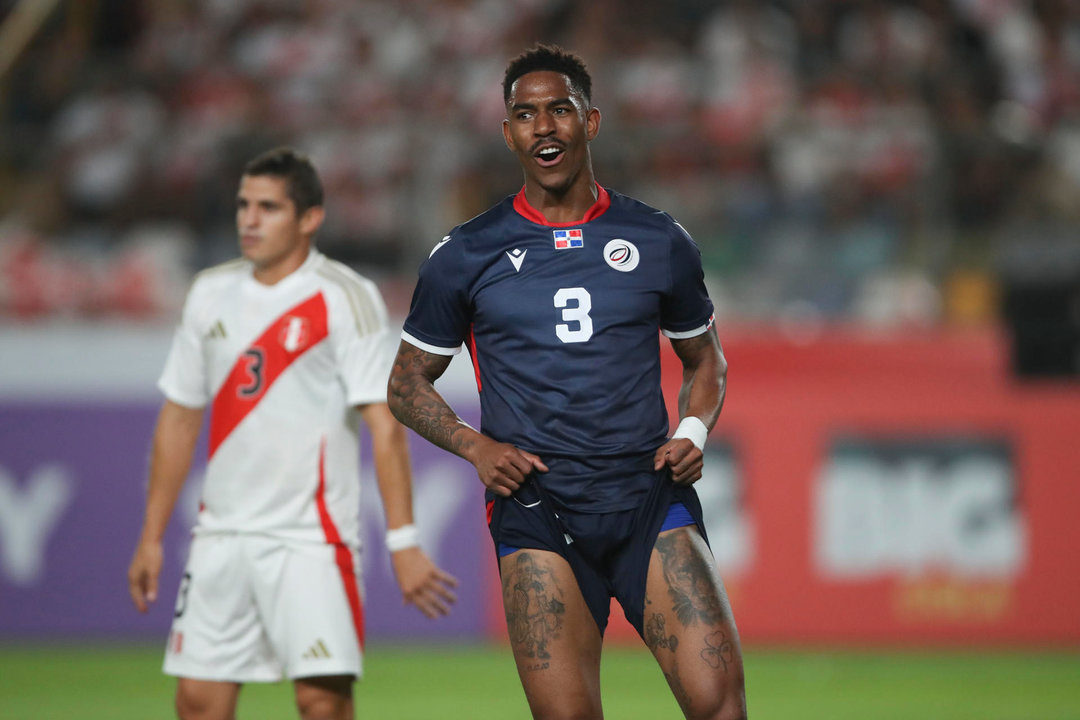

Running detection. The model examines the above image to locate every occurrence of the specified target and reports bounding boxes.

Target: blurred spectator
[0,0,1077,325]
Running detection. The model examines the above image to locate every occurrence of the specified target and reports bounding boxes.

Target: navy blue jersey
[402,186,714,511]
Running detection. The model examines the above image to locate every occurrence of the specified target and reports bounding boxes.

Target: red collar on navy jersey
[512,184,611,227]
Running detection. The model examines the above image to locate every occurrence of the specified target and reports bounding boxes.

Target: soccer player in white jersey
[128,147,457,720]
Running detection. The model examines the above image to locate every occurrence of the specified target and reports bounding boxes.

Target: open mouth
[534,145,565,167]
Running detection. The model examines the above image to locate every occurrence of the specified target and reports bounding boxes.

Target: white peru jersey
[159,251,393,548]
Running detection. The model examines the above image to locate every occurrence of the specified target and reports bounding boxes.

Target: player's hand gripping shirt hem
[400,330,462,356]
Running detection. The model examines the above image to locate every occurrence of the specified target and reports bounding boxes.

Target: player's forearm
[138,402,203,544]
[674,328,727,430]
[365,411,416,530]
[679,359,725,429]
[388,376,486,464]
[387,343,489,465]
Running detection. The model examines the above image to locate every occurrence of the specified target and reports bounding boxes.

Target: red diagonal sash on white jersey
[208,292,329,459]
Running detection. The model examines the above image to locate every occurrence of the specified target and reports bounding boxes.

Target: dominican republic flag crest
[553,229,584,249]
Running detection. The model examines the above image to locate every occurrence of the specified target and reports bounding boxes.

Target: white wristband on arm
[672,416,708,452]
[385,524,420,552]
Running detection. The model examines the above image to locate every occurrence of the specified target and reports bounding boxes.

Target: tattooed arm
[387,340,548,497]
[652,325,727,485]
[671,323,726,427]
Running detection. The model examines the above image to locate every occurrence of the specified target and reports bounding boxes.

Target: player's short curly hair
[502,44,592,106]
[243,146,324,215]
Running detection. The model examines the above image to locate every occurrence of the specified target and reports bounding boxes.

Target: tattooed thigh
[652,527,729,628]
[501,552,568,664]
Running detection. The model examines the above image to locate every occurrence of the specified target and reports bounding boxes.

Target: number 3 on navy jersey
[554,287,593,343]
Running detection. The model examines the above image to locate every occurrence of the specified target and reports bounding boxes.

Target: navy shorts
[486,470,708,637]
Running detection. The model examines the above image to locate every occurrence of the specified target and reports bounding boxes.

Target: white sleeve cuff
[661,314,714,339]
[401,331,462,356]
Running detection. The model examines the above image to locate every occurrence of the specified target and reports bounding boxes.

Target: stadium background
[2,0,1079,717]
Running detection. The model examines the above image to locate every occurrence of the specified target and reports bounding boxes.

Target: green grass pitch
[1,641,1078,719]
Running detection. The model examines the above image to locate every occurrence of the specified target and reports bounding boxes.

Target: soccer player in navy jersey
[388,45,746,719]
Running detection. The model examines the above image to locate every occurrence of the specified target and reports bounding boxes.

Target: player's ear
[299,205,325,236]
[502,118,516,152]
[586,106,601,141]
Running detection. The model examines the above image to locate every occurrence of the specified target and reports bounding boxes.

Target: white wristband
[385,524,420,552]
[672,416,708,451]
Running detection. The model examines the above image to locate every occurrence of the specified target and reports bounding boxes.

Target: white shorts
[162,533,365,682]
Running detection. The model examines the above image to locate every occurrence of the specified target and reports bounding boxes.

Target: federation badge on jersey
[279,315,312,352]
[603,239,640,272]
[553,229,584,249]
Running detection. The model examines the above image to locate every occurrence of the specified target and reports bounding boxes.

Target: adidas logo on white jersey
[206,320,226,339]
[302,639,332,660]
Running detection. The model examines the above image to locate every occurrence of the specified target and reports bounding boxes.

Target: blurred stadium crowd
[1,0,1079,325]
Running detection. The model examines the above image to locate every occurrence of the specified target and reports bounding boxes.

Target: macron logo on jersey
[506,248,527,272]
[553,229,583,249]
